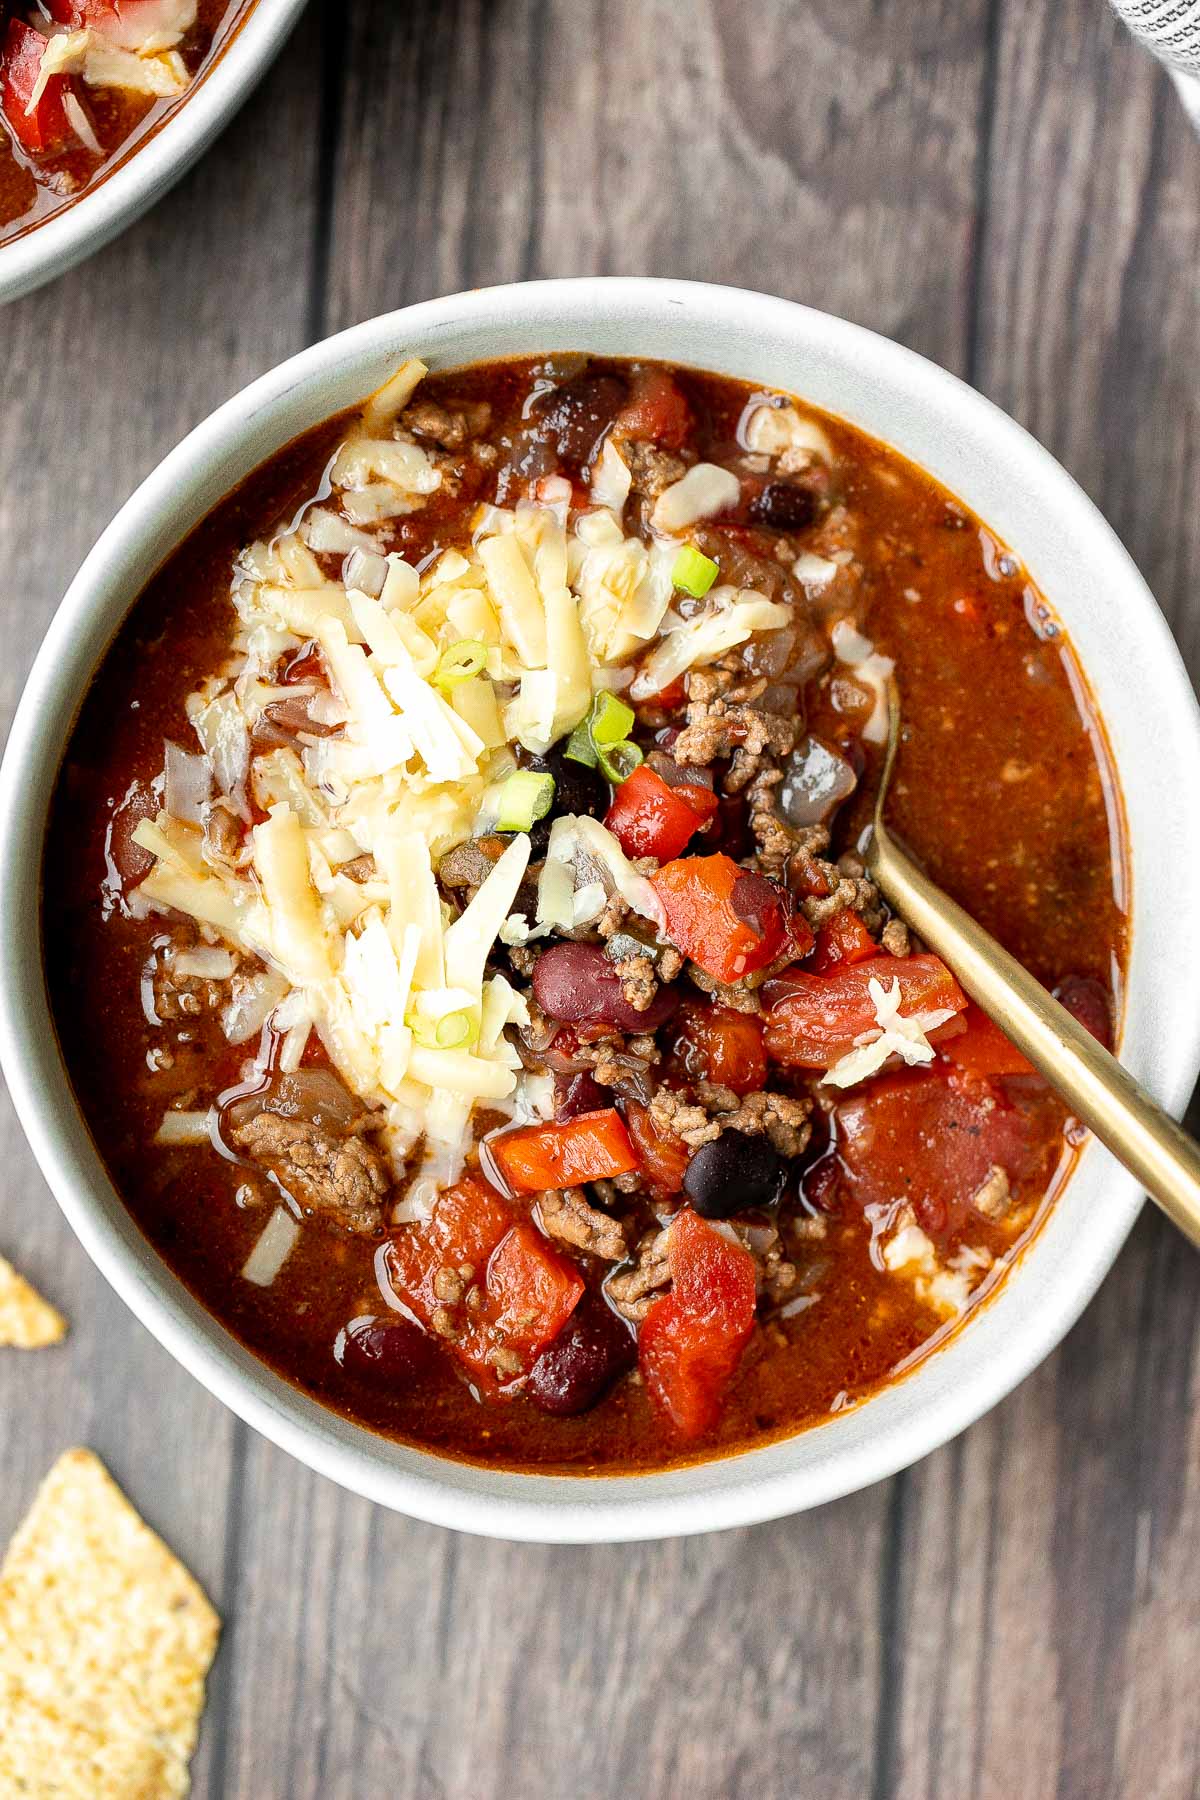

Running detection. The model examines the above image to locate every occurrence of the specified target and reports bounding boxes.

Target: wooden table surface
[2,2,1198,1794]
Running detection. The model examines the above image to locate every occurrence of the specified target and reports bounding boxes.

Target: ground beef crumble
[232,1112,390,1236]
[537,1186,629,1260]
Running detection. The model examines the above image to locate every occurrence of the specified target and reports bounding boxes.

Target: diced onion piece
[589,439,632,512]
[830,619,895,745]
[672,545,719,598]
[572,816,663,926]
[221,966,290,1044]
[191,691,249,801]
[495,770,555,833]
[743,401,834,465]
[342,547,390,596]
[154,1110,212,1145]
[242,1206,301,1287]
[62,90,101,154]
[163,741,213,825]
[651,463,741,533]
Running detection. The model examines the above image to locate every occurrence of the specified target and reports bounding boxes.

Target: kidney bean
[533,942,679,1032]
[683,1131,785,1218]
[531,372,628,468]
[527,1291,636,1415]
[335,1315,433,1383]
[1054,974,1112,1049]
[555,1070,607,1120]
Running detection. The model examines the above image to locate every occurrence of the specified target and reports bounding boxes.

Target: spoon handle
[868,825,1200,1247]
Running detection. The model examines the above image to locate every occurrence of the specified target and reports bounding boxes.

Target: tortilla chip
[0,1449,220,1797]
[0,1255,66,1348]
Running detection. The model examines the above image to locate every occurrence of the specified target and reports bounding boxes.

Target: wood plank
[0,10,326,1788]
[884,3,1200,1795]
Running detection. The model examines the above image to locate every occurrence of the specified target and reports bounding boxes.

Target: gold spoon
[864,683,1200,1247]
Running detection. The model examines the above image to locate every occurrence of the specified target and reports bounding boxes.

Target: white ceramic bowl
[0,0,308,305]
[4,279,1198,1541]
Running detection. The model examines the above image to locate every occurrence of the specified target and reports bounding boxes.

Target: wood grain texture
[0,0,1197,1793]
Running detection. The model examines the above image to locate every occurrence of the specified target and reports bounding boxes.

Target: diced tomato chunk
[763,953,967,1069]
[835,1066,1054,1236]
[941,1003,1033,1078]
[668,999,767,1096]
[613,368,691,450]
[1,20,74,156]
[604,763,718,861]
[623,1098,691,1200]
[381,1176,584,1393]
[652,854,805,984]
[639,1209,757,1438]
[808,910,877,975]
[488,1109,638,1194]
[485,1224,586,1357]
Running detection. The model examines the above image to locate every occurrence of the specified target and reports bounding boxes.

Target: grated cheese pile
[823,976,958,1089]
[130,359,818,1218]
[28,0,198,112]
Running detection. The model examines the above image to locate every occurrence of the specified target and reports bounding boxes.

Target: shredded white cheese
[822,977,957,1089]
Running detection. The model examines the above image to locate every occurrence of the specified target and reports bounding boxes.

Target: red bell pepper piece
[668,999,767,1096]
[1,20,74,157]
[808,909,877,975]
[603,763,718,861]
[488,1109,638,1194]
[763,953,967,1069]
[623,1099,691,1200]
[639,1209,757,1438]
[651,853,803,983]
[381,1176,583,1392]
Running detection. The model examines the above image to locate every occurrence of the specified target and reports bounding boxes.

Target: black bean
[683,1131,785,1218]
[531,373,629,468]
[749,481,820,532]
[524,746,608,855]
[335,1315,433,1383]
[533,942,679,1032]
[528,1291,636,1416]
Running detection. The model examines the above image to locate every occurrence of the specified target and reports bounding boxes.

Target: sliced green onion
[596,739,644,784]
[672,545,719,599]
[564,718,598,767]
[496,769,555,832]
[434,638,488,690]
[588,689,636,747]
[410,1009,478,1050]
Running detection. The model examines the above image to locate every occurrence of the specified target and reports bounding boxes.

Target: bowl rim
[4,276,1199,1542]
[0,0,309,306]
